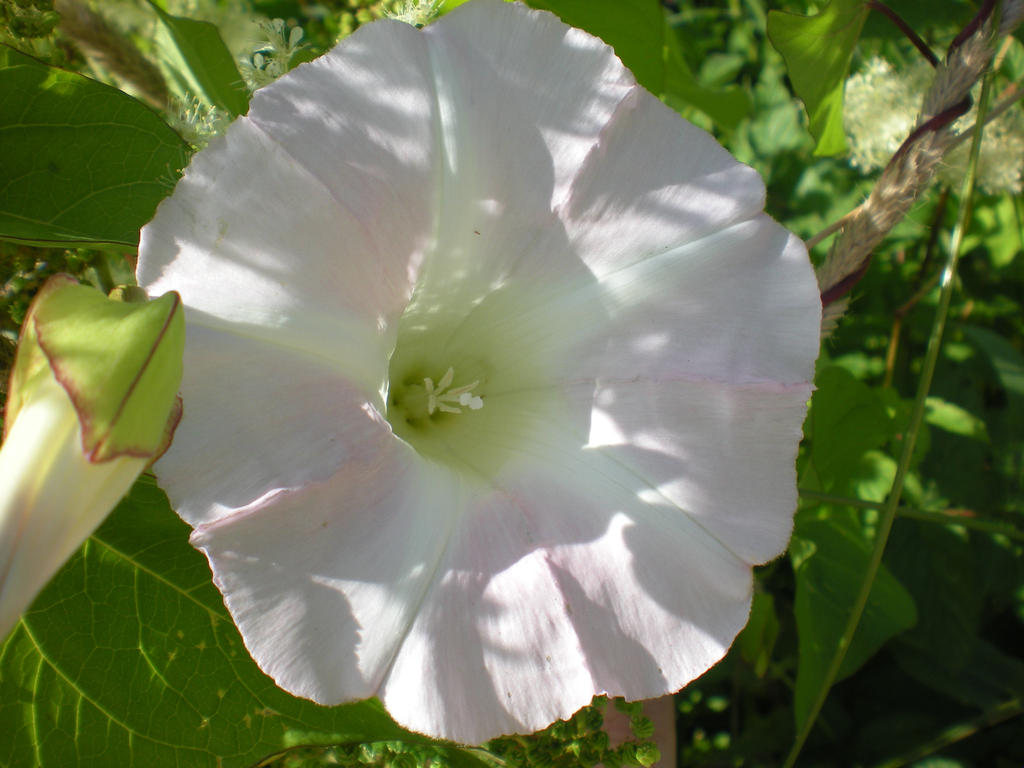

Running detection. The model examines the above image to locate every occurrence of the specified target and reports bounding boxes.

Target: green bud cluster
[336,4,384,38]
[1,0,59,39]
[0,246,138,354]
[0,245,94,328]
[241,18,308,89]
[256,741,450,768]
[330,0,435,40]
[484,697,662,768]
[676,685,737,763]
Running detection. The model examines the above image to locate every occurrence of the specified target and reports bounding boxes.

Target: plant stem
[866,1,939,66]
[782,71,995,768]
[805,211,853,251]
[883,192,947,391]
[797,490,885,509]
[882,316,903,389]
[946,75,1024,151]
[798,490,1024,542]
[896,507,1024,543]
[872,698,1022,768]
[895,267,943,320]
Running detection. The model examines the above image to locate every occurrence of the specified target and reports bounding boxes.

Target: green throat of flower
[381,252,608,480]
[382,273,589,480]
[386,348,503,478]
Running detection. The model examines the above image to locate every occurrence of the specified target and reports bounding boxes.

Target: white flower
[386,0,444,28]
[844,56,1024,194]
[137,0,821,744]
[0,276,184,640]
[240,18,308,90]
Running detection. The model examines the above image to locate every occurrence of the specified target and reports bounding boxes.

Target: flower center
[391,366,484,422]
[381,270,605,480]
[425,366,484,415]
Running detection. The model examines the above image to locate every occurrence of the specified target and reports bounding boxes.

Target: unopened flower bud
[0,275,184,639]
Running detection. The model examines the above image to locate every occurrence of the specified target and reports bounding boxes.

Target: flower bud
[0,275,184,639]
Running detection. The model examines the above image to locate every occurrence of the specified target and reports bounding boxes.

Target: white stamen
[436,366,454,391]
[424,367,484,415]
[459,392,484,410]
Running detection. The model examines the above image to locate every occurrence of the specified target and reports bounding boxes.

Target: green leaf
[736,592,780,678]
[894,637,1024,710]
[803,366,897,498]
[848,449,898,504]
[878,387,932,472]
[661,34,751,130]
[886,521,981,690]
[525,0,750,129]
[146,1,250,117]
[925,334,1021,510]
[961,324,1024,404]
[791,511,917,731]
[924,396,989,442]
[767,0,869,155]
[0,477,488,768]
[0,46,189,248]
[962,196,1024,268]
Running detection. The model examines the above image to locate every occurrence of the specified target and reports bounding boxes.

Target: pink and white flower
[137,0,821,744]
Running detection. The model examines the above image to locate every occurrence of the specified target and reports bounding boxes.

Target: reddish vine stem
[818,94,968,310]
[867,1,940,67]
[888,96,972,167]
[816,94,968,310]
[820,256,871,307]
[815,0,1021,336]
[950,0,996,51]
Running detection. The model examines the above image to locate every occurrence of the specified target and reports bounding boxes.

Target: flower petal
[400,0,636,319]
[137,19,441,362]
[588,376,814,565]
[189,440,462,705]
[560,80,767,276]
[238,17,438,313]
[382,445,753,743]
[592,218,821,385]
[382,489,598,742]
[429,0,635,209]
[153,323,390,527]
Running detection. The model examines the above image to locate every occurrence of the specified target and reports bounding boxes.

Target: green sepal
[7,275,185,462]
